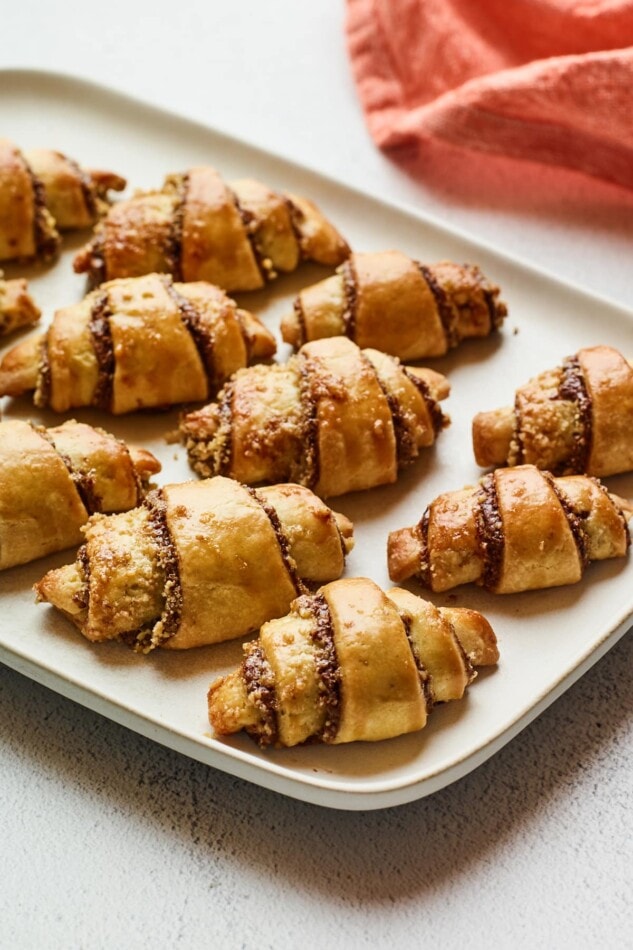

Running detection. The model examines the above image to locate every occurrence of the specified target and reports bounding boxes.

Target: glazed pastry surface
[0,418,160,570]
[0,273,276,413]
[181,335,450,497]
[208,577,499,747]
[0,139,124,262]
[388,464,632,594]
[473,345,633,477]
[281,251,507,359]
[73,166,350,291]
[35,477,354,651]
[0,278,40,336]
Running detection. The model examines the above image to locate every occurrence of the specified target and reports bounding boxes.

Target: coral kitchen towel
[346,0,633,191]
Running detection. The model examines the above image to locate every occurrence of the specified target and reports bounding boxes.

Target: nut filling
[242,643,279,747]
[125,489,183,653]
[476,473,505,591]
[23,159,59,260]
[34,335,52,408]
[307,593,342,743]
[546,474,589,568]
[418,263,458,348]
[366,355,417,466]
[298,360,320,490]
[403,368,447,437]
[558,355,592,474]
[163,278,216,389]
[340,259,358,340]
[34,423,102,515]
[248,488,306,596]
[400,612,433,711]
[165,173,188,281]
[89,290,116,411]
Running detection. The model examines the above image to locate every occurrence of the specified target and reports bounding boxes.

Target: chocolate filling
[126,489,183,653]
[216,381,236,476]
[307,593,342,743]
[248,488,306,596]
[164,278,217,390]
[63,153,98,221]
[402,368,447,437]
[400,612,433,711]
[475,474,505,591]
[558,356,592,473]
[362,354,415,466]
[30,423,101,513]
[89,290,115,411]
[165,174,188,281]
[84,232,107,289]
[298,357,320,490]
[483,286,507,332]
[242,643,279,747]
[418,264,458,349]
[229,188,269,282]
[545,474,589,568]
[284,197,308,259]
[512,393,526,465]
[416,508,432,586]
[340,259,358,341]
[72,544,91,610]
[22,158,59,260]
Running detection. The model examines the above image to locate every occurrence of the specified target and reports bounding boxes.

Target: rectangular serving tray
[1,68,631,810]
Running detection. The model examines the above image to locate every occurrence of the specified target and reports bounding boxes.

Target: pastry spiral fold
[0,139,125,262]
[35,476,355,652]
[0,418,160,570]
[0,277,40,336]
[181,336,450,498]
[73,166,350,291]
[281,251,507,359]
[0,273,276,413]
[388,464,632,594]
[208,577,499,748]
[472,345,633,477]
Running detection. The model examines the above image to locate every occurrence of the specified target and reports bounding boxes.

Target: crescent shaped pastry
[387,464,632,594]
[34,477,355,652]
[0,418,160,570]
[208,577,499,747]
[281,251,507,359]
[181,336,450,498]
[73,167,350,291]
[0,273,276,414]
[0,139,125,262]
[472,345,633,477]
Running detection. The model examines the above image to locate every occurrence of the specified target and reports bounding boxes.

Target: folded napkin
[346,0,633,192]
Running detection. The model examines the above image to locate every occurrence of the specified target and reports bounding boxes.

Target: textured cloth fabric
[346,0,633,192]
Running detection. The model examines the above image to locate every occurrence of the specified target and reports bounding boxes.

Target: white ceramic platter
[1,69,632,811]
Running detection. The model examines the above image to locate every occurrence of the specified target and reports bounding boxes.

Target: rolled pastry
[181,336,450,498]
[35,476,355,651]
[0,418,160,570]
[0,273,276,413]
[472,345,633,477]
[208,577,499,747]
[281,251,507,359]
[0,139,125,262]
[73,166,350,291]
[388,464,632,594]
[0,277,40,336]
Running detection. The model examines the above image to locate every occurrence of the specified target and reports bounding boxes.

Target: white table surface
[1,2,631,947]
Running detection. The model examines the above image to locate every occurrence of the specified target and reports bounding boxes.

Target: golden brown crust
[0,419,159,571]
[281,251,507,358]
[0,274,276,413]
[74,166,349,291]
[473,346,633,477]
[387,464,632,594]
[25,148,125,230]
[207,577,498,748]
[0,278,40,336]
[34,476,354,651]
[181,336,450,498]
[0,138,59,262]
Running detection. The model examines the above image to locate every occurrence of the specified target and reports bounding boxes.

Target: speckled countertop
[0,3,631,947]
